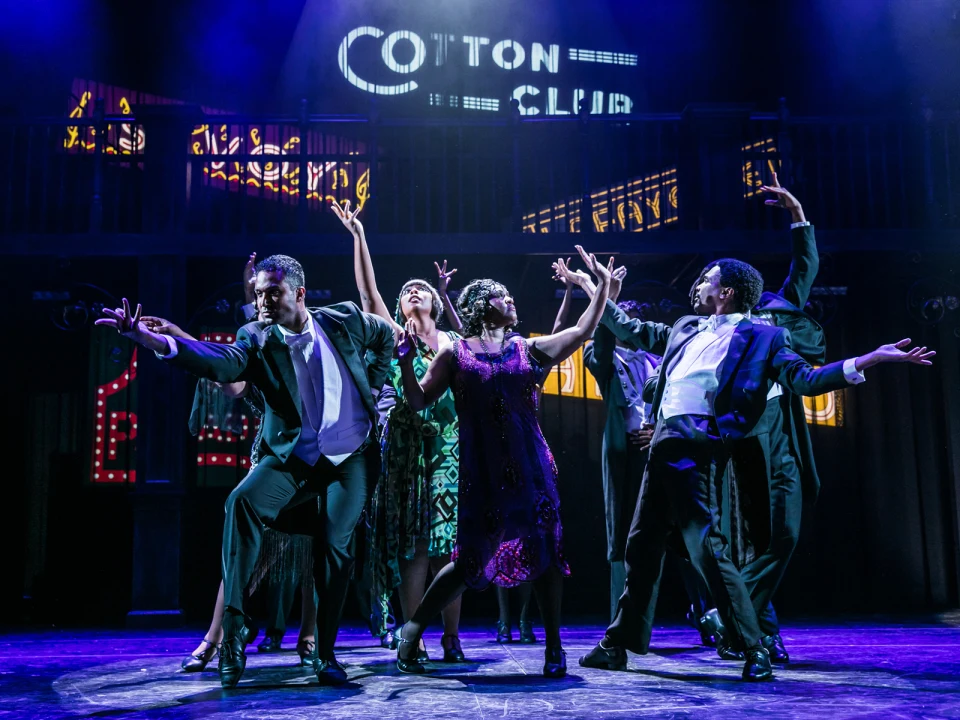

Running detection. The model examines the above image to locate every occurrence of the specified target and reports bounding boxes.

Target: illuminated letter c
[338,26,419,96]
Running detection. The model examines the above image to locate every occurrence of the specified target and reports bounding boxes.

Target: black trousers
[605,415,761,655]
[732,401,802,637]
[221,438,379,659]
[606,442,711,623]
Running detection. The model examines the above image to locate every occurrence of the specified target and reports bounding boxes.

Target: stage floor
[1,619,958,719]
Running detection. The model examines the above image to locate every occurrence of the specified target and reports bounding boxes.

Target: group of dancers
[98,174,935,686]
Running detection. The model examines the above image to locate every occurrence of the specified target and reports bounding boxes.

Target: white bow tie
[284,331,313,350]
[697,316,720,333]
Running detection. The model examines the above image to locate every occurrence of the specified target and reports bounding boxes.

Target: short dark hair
[456,279,513,337]
[256,254,305,292]
[690,259,764,313]
[395,279,442,324]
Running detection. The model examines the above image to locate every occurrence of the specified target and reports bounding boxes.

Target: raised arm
[556,259,671,355]
[550,256,575,334]
[332,200,401,334]
[527,246,610,368]
[770,330,935,397]
[435,259,464,334]
[760,173,817,308]
[97,299,254,382]
[396,321,454,410]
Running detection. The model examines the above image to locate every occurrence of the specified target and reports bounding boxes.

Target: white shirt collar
[276,315,316,345]
[698,312,745,332]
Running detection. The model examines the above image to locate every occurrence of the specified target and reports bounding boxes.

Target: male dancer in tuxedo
[98,254,394,688]
[693,176,825,664]
[582,287,715,644]
[571,249,933,680]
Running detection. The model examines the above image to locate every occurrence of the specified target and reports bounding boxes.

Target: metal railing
[1,100,958,238]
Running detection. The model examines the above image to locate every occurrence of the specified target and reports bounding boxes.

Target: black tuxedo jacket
[598,309,851,447]
[167,302,395,463]
[637,224,828,502]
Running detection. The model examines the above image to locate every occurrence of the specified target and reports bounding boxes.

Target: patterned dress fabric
[451,336,569,590]
[368,334,460,635]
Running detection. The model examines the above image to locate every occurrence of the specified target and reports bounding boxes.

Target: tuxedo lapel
[716,318,753,395]
[264,326,302,419]
[663,317,700,371]
[312,310,374,415]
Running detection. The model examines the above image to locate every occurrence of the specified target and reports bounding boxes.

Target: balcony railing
[1,100,958,238]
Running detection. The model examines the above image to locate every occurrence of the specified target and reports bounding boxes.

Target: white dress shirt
[159,315,371,466]
[660,313,746,419]
[659,313,865,420]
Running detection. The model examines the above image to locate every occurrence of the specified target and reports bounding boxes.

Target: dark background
[2,0,960,629]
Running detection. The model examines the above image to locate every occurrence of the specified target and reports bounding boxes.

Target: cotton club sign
[337,26,638,116]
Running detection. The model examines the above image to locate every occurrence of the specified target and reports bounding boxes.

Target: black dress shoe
[578,641,627,671]
[495,620,512,643]
[181,640,218,672]
[441,634,466,662]
[543,645,567,678]
[699,609,725,638]
[396,624,427,675]
[258,632,283,653]
[313,656,349,686]
[742,645,774,681]
[518,621,537,644]
[761,634,790,664]
[716,638,745,661]
[218,635,247,688]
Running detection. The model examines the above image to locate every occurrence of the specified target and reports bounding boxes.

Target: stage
[1,618,958,719]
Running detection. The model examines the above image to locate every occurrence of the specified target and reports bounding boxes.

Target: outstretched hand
[95,298,145,340]
[552,257,589,287]
[552,257,574,286]
[243,252,257,304]
[331,198,364,235]
[397,319,420,364]
[759,171,804,221]
[869,338,936,366]
[609,260,627,303]
[434,259,458,295]
[575,245,612,286]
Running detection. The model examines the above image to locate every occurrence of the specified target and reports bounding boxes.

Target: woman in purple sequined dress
[393,246,612,678]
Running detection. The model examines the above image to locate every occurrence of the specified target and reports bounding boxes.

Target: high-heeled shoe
[519,620,537,644]
[396,624,427,674]
[181,639,218,672]
[543,644,567,678]
[441,633,466,662]
[297,638,317,667]
[495,620,512,643]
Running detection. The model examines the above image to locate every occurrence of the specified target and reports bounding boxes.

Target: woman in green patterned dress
[332,200,465,662]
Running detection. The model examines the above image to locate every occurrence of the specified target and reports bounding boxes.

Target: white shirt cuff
[790,220,811,229]
[155,335,179,360]
[843,357,865,384]
[241,302,257,321]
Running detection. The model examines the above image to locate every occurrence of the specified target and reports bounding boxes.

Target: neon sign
[338,26,636,116]
[91,347,137,483]
[524,139,778,233]
[65,80,369,210]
